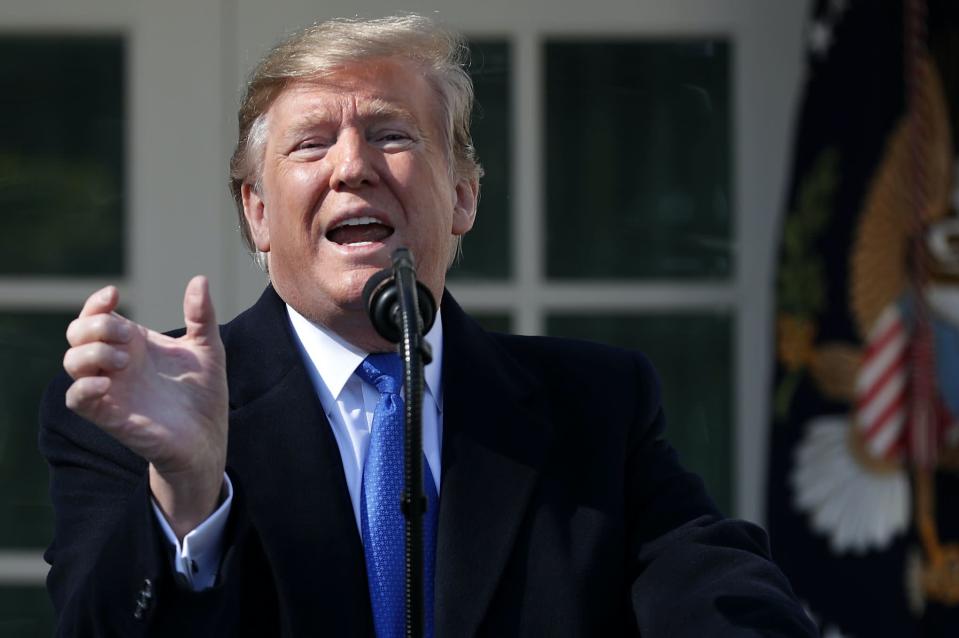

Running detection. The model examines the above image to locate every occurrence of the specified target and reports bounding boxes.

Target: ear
[451,175,479,236]
[241,182,271,252]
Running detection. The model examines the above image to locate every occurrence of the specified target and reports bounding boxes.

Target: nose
[328,129,380,190]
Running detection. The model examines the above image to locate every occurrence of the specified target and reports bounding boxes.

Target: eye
[371,129,415,150]
[290,138,331,157]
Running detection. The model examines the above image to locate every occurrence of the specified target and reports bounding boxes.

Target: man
[41,14,817,637]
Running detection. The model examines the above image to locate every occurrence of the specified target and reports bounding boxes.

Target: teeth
[334,216,380,229]
[346,241,374,247]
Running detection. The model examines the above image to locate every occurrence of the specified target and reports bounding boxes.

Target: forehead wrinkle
[361,97,415,122]
[275,105,426,158]
[282,93,419,133]
[282,108,337,139]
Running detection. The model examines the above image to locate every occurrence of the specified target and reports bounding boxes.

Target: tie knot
[357,353,403,395]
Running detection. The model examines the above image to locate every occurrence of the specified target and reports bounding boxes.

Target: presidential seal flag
[767,0,959,635]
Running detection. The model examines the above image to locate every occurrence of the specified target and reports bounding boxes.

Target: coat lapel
[222,287,372,634]
[217,286,546,635]
[435,293,551,636]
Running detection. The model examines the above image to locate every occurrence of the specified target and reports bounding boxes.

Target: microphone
[362,248,437,344]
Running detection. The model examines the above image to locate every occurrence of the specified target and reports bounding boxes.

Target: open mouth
[326,215,395,247]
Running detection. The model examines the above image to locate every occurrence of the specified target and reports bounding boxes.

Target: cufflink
[133,578,154,620]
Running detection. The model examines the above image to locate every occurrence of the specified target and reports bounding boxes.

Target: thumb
[183,275,220,346]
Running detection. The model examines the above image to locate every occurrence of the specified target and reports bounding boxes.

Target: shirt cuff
[151,473,234,591]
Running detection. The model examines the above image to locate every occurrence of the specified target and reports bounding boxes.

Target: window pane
[449,40,511,280]
[0,313,71,547]
[0,36,125,276]
[545,41,731,280]
[547,313,732,513]
[0,587,54,637]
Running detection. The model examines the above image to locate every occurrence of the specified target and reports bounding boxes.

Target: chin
[327,269,379,312]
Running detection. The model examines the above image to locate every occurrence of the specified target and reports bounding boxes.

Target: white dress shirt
[153,305,444,589]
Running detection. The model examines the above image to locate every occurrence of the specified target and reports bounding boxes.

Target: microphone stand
[395,250,429,638]
[364,248,435,638]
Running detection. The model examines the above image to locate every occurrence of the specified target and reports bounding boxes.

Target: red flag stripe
[862,308,906,359]
[856,325,907,395]
[867,411,907,458]
[857,371,907,431]
[856,346,908,412]
[863,390,907,441]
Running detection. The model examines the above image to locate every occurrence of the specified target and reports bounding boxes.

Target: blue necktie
[357,353,438,638]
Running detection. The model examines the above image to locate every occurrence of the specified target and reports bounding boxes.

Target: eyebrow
[284,98,420,141]
[363,98,418,125]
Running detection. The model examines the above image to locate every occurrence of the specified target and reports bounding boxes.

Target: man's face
[242,58,477,347]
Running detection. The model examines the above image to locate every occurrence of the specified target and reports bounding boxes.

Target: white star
[822,625,851,638]
[808,20,833,56]
[829,0,849,17]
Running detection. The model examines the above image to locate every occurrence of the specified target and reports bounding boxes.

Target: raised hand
[63,276,228,539]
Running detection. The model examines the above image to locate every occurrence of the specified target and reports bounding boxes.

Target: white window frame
[0,0,232,589]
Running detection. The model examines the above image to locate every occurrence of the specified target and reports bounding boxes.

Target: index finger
[78,286,120,319]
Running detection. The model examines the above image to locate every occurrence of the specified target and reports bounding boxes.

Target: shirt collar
[286,304,443,411]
